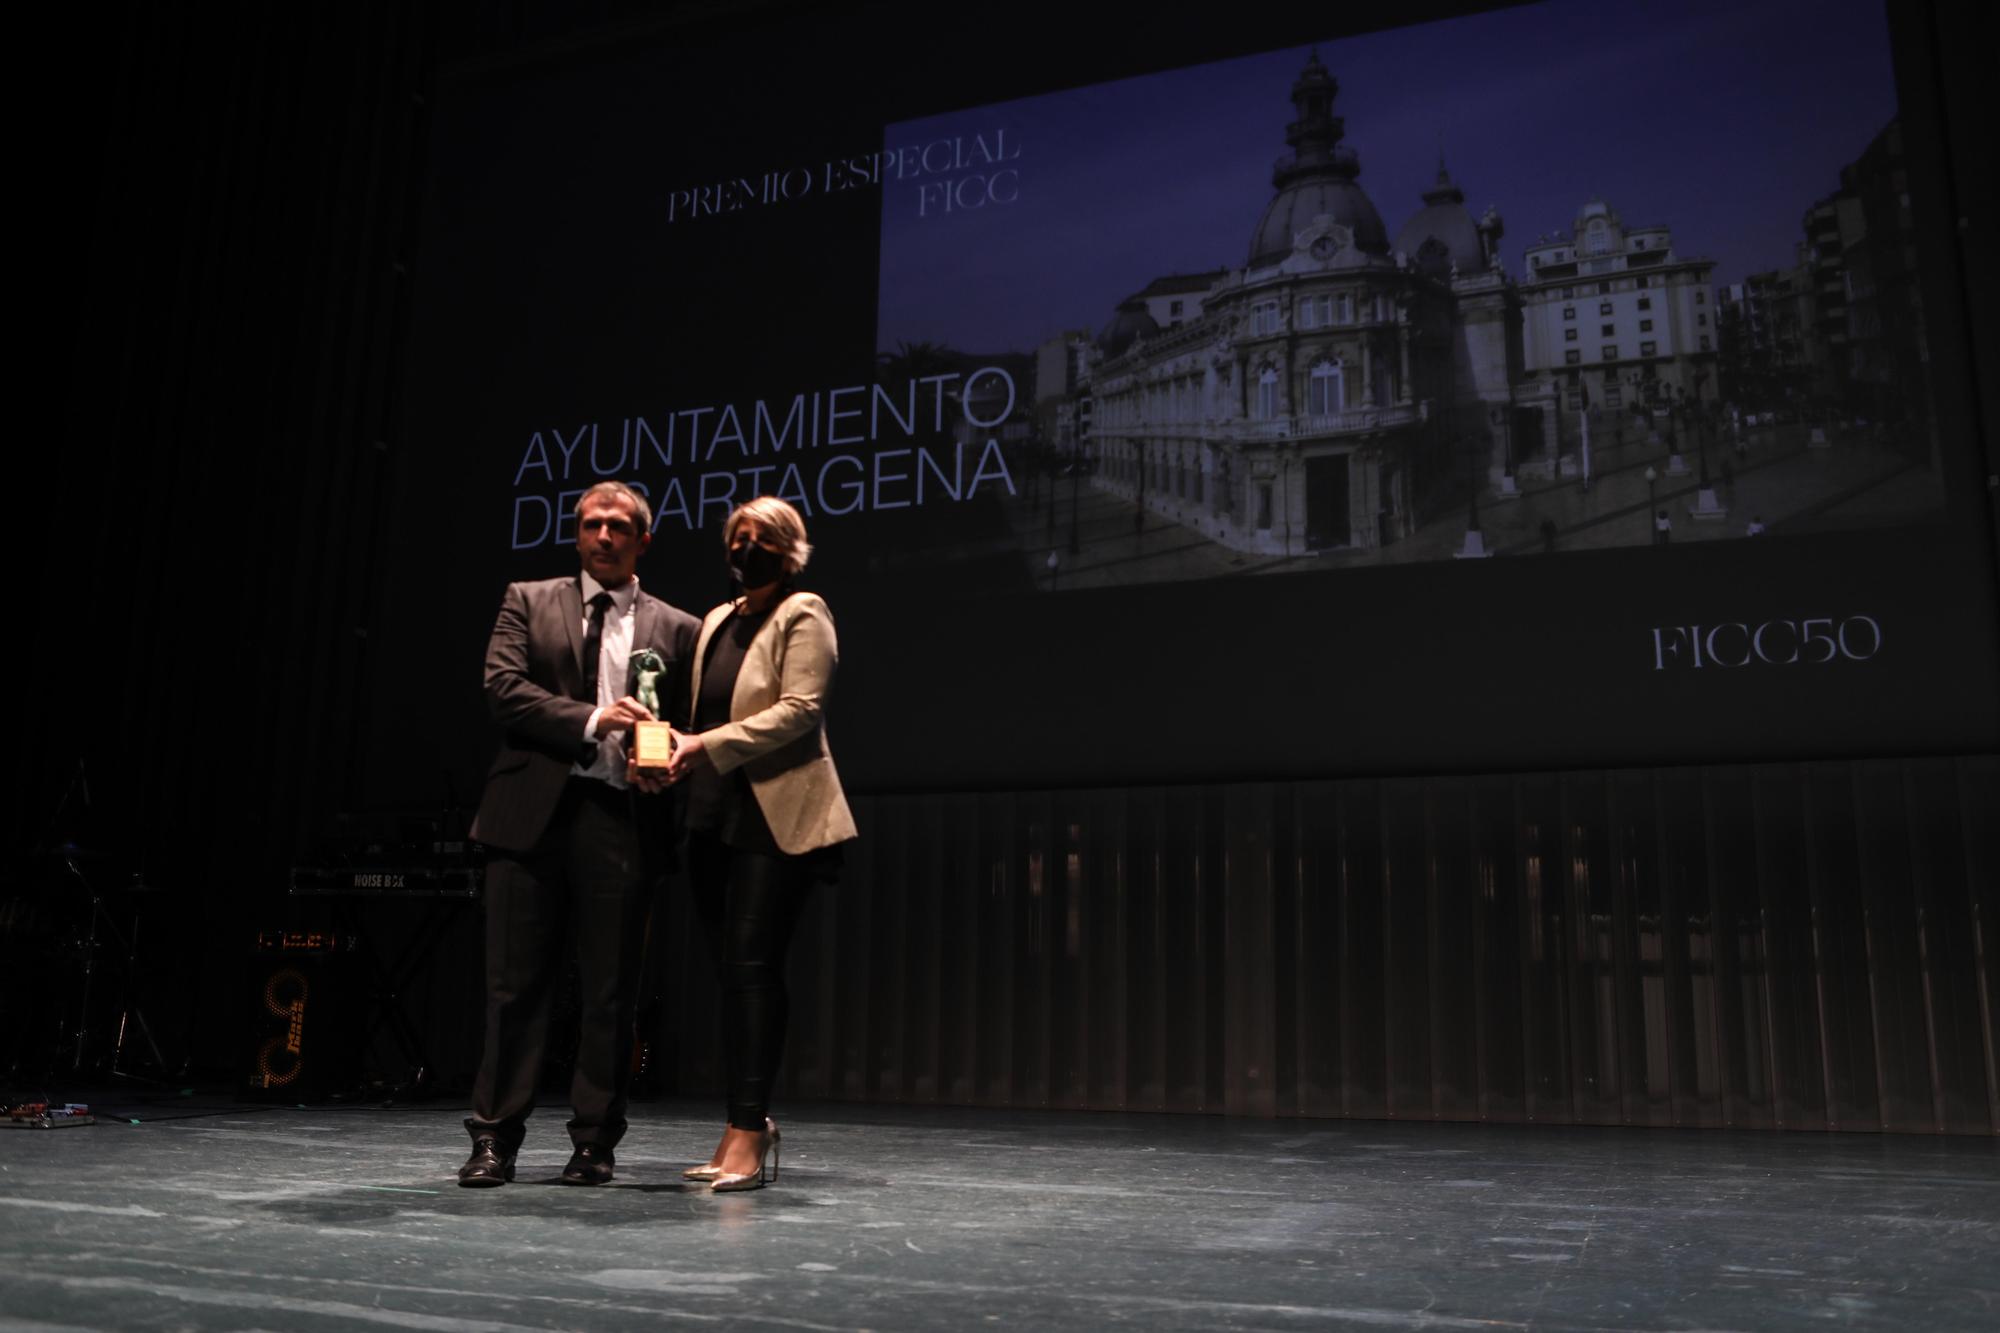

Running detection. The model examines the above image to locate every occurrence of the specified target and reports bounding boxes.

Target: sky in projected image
[875,0,1898,357]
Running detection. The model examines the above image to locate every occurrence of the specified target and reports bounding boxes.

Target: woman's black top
[683,602,781,854]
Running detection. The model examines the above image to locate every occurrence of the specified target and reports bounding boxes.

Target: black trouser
[685,830,813,1131]
[468,778,657,1152]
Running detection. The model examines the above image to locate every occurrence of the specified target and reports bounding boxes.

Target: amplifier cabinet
[240,934,362,1100]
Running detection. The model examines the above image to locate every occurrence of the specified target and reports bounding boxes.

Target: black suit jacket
[470,576,700,853]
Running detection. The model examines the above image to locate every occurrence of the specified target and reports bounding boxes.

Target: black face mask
[728,541,787,590]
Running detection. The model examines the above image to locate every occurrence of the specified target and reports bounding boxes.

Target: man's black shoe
[457,1135,517,1188]
[561,1144,615,1186]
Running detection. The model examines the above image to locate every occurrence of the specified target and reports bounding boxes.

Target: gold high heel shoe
[710,1119,780,1193]
[686,1117,774,1181]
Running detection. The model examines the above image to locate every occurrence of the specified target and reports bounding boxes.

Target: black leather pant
[685,830,813,1131]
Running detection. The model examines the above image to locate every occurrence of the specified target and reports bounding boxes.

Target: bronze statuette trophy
[630,649,675,772]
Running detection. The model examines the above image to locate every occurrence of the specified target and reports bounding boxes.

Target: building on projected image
[1033,329,1095,459]
[1516,199,1719,448]
[1717,262,1820,409]
[1716,120,1930,455]
[1822,121,1931,447]
[1081,52,1527,555]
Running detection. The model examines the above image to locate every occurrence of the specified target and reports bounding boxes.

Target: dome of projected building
[1095,297,1160,359]
[1246,52,1389,267]
[1393,160,1485,280]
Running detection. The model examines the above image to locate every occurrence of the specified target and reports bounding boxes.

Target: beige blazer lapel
[686,602,732,726]
[729,604,790,722]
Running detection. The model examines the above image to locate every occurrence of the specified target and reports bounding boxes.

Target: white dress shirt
[573,572,639,788]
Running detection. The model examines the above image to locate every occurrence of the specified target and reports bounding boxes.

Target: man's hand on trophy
[596,696,654,734]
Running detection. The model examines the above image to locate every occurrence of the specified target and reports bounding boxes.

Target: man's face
[575,493,649,586]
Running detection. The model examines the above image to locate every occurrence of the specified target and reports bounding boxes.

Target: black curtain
[21,4,436,1073]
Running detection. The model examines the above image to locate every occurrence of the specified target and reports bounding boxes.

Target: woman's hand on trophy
[664,730,710,785]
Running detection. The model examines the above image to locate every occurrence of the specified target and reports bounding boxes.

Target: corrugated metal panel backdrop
[656,757,1998,1133]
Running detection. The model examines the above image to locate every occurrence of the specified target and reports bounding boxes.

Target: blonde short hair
[723,496,813,574]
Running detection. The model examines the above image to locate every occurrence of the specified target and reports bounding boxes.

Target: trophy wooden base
[632,720,675,769]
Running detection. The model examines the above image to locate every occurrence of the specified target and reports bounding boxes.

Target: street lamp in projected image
[1045,442,1058,538]
[1686,377,1712,490]
[1462,425,1483,538]
[1134,442,1147,537]
[1662,374,1687,476]
[1560,370,1575,455]
[1067,448,1082,555]
[1644,464,1658,543]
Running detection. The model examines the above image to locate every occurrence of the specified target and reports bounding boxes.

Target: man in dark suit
[458,480,700,1187]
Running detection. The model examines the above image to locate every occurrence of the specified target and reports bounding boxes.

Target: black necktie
[580,591,614,703]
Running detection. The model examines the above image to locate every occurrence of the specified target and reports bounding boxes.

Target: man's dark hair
[575,481,653,537]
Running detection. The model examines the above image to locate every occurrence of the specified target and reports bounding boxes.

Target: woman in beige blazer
[646,496,854,1192]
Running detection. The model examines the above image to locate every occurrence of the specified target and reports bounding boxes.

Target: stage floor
[2,1096,1995,1330]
